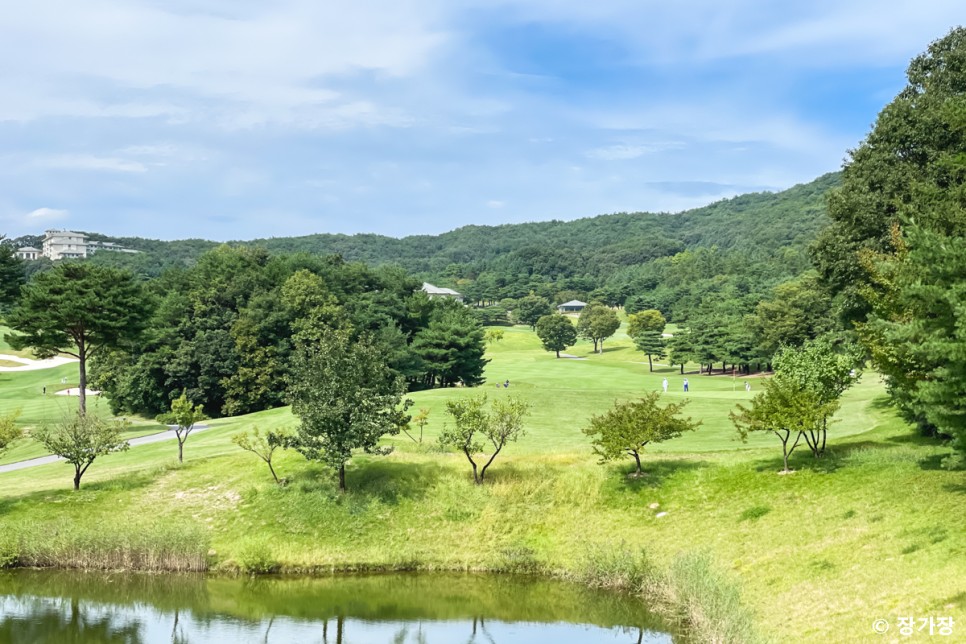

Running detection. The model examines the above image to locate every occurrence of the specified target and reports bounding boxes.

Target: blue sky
[0,1,962,241]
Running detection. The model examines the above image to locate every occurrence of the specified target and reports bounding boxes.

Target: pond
[0,570,674,643]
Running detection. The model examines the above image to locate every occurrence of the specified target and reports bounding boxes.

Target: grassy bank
[0,325,963,642]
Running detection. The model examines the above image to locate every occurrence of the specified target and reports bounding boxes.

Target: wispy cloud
[1,1,962,240]
[39,155,148,173]
[27,207,69,220]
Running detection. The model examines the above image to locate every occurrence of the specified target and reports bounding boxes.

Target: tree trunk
[73,466,82,490]
[632,450,642,475]
[338,463,346,492]
[267,460,280,484]
[178,437,184,463]
[78,343,87,416]
[648,354,653,371]
[555,349,560,358]
[680,363,684,374]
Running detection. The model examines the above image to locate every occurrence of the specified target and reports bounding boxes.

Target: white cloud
[486,200,505,208]
[39,155,148,173]
[586,143,683,161]
[27,207,69,220]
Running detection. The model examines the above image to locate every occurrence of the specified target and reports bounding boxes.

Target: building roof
[558,300,587,308]
[422,282,462,296]
[17,246,40,252]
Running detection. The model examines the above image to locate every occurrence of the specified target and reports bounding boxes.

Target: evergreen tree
[0,236,25,309]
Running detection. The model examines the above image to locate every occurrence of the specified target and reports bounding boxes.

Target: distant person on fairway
[683,378,689,392]
[745,381,751,392]
[662,377,668,393]
[504,380,510,388]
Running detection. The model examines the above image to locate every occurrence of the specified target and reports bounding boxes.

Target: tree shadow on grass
[943,482,966,495]
[603,459,709,504]
[0,465,165,516]
[352,459,446,505]
[290,459,447,505]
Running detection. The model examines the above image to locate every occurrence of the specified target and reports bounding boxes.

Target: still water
[0,570,673,643]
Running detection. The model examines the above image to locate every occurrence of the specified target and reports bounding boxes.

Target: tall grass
[0,519,209,572]
[568,546,761,644]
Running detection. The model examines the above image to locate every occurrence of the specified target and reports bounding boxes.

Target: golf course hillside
[0,324,962,642]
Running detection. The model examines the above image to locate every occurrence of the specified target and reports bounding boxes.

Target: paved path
[0,354,78,372]
[0,424,212,474]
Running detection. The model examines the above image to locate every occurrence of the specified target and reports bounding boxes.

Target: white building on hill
[422,282,463,302]
[42,230,88,260]
[15,246,40,260]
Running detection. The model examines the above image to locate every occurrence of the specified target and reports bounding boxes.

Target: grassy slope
[0,326,963,642]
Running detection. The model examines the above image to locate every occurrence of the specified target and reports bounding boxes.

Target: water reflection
[0,571,673,643]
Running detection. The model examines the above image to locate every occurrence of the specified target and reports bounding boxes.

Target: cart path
[0,424,211,474]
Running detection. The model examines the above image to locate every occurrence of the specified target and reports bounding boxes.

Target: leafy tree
[513,295,553,330]
[34,414,130,490]
[772,337,861,457]
[4,263,151,415]
[233,426,291,484]
[0,410,23,455]
[484,328,505,344]
[582,392,700,476]
[288,329,410,492]
[402,408,431,443]
[750,273,836,357]
[156,390,209,463]
[810,27,966,466]
[440,394,530,484]
[0,236,24,309]
[576,303,620,353]
[628,309,667,371]
[731,376,837,473]
[534,313,578,358]
[627,309,666,338]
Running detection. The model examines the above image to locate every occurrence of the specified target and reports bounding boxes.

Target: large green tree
[0,236,25,309]
[412,302,488,387]
[513,295,553,330]
[534,313,578,358]
[811,27,966,464]
[4,263,151,415]
[583,392,700,476]
[628,309,667,371]
[288,329,410,492]
[576,303,620,353]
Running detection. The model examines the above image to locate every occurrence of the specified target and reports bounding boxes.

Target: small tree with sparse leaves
[233,426,292,484]
[35,413,130,490]
[440,394,530,484]
[156,390,209,464]
[583,392,700,476]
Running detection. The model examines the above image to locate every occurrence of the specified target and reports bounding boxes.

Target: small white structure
[15,246,40,260]
[42,230,88,260]
[557,300,587,313]
[422,282,463,302]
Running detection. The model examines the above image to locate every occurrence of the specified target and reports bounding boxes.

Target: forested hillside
[14,172,837,307]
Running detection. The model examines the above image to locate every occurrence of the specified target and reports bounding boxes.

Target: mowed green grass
[0,325,36,359]
[0,362,170,465]
[0,324,963,642]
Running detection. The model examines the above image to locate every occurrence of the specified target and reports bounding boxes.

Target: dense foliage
[89,247,486,418]
[811,27,966,465]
